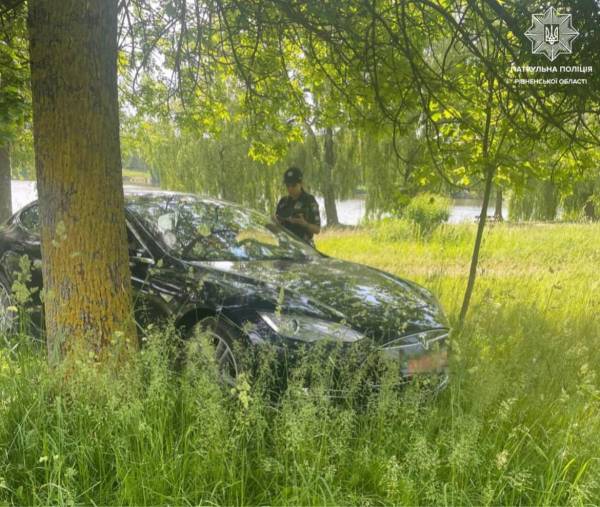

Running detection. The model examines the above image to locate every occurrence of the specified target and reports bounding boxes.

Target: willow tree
[28,0,134,364]
[0,2,29,223]
[120,0,366,225]
[0,146,9,223]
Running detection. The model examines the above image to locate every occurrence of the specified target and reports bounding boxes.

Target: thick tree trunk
[0,144,11,223]
[494,185,503,221]
[28,0,135,365]
[323,127,339,226]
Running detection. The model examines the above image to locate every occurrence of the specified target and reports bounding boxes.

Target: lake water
[10,180,503,225]
[313,197,502,225]
[11,180,38,213]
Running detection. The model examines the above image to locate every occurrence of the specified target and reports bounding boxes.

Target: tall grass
[0,221,599,505]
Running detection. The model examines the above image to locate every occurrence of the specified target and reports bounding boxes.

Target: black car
[0,190,449,388]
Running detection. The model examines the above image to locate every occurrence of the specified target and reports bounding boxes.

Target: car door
[0,203,44,331]
[126,221,174,332]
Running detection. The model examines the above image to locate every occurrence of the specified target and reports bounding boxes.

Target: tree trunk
[459,73,495,326]
[459,164,495,325]
[540,180,557,220]
[583,199,596,220]
[28,0,135,365]
[0,144,11,223]
[323,127,339,226]
[494,185,503,221]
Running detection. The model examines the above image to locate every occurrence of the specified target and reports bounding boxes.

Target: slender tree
[0,144,10,222]
[322,127,339,226]
[494,186,503,221]
[28,0,135,364]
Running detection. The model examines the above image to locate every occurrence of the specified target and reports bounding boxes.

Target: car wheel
[189,315,240,387]
[0,280,17,336]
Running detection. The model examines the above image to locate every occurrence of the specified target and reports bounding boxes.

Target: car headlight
[259,312,365,343]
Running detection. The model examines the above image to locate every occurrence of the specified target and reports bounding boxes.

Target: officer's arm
[274,198,286,223]
[305,199,321,235]
[305,222,321,234]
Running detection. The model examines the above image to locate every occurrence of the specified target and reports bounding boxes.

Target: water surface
[10,181,503,225]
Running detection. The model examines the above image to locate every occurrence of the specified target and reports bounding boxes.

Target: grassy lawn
[0,222,599,505]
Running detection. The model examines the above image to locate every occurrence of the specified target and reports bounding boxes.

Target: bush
[403,193,451,238]
[367,194,451,243]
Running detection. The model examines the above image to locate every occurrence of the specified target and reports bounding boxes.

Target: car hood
[186,256,447,342]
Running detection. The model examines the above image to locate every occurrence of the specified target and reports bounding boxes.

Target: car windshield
[126,194,318,262]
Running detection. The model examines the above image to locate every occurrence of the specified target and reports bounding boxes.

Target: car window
[19,205,40,235]
[127,195,318,262]
[127,227,141,252]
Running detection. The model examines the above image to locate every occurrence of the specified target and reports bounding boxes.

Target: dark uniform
[276,190,321,245]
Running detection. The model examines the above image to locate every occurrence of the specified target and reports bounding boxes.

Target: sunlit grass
[0,221,598,505]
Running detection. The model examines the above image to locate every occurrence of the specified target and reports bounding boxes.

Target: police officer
[275,166,321,245]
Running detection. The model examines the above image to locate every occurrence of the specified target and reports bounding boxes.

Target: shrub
[403,193,451,238]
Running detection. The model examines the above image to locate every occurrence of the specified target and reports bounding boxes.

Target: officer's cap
[283,166,303,185]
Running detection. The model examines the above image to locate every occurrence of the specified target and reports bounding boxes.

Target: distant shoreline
[10,180,504,224]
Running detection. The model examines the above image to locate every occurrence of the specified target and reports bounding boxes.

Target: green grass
[1,221,599,505]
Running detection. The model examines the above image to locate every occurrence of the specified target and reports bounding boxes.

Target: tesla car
[0,190,449,388]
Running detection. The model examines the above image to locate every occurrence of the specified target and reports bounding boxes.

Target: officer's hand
[288,214,308,226]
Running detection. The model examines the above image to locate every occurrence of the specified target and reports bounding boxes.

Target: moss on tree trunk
[28,0,135,365]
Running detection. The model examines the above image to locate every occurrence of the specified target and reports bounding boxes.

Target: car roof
[123,185,187,196]
[122,187,241,209]
[14,186,240,214]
